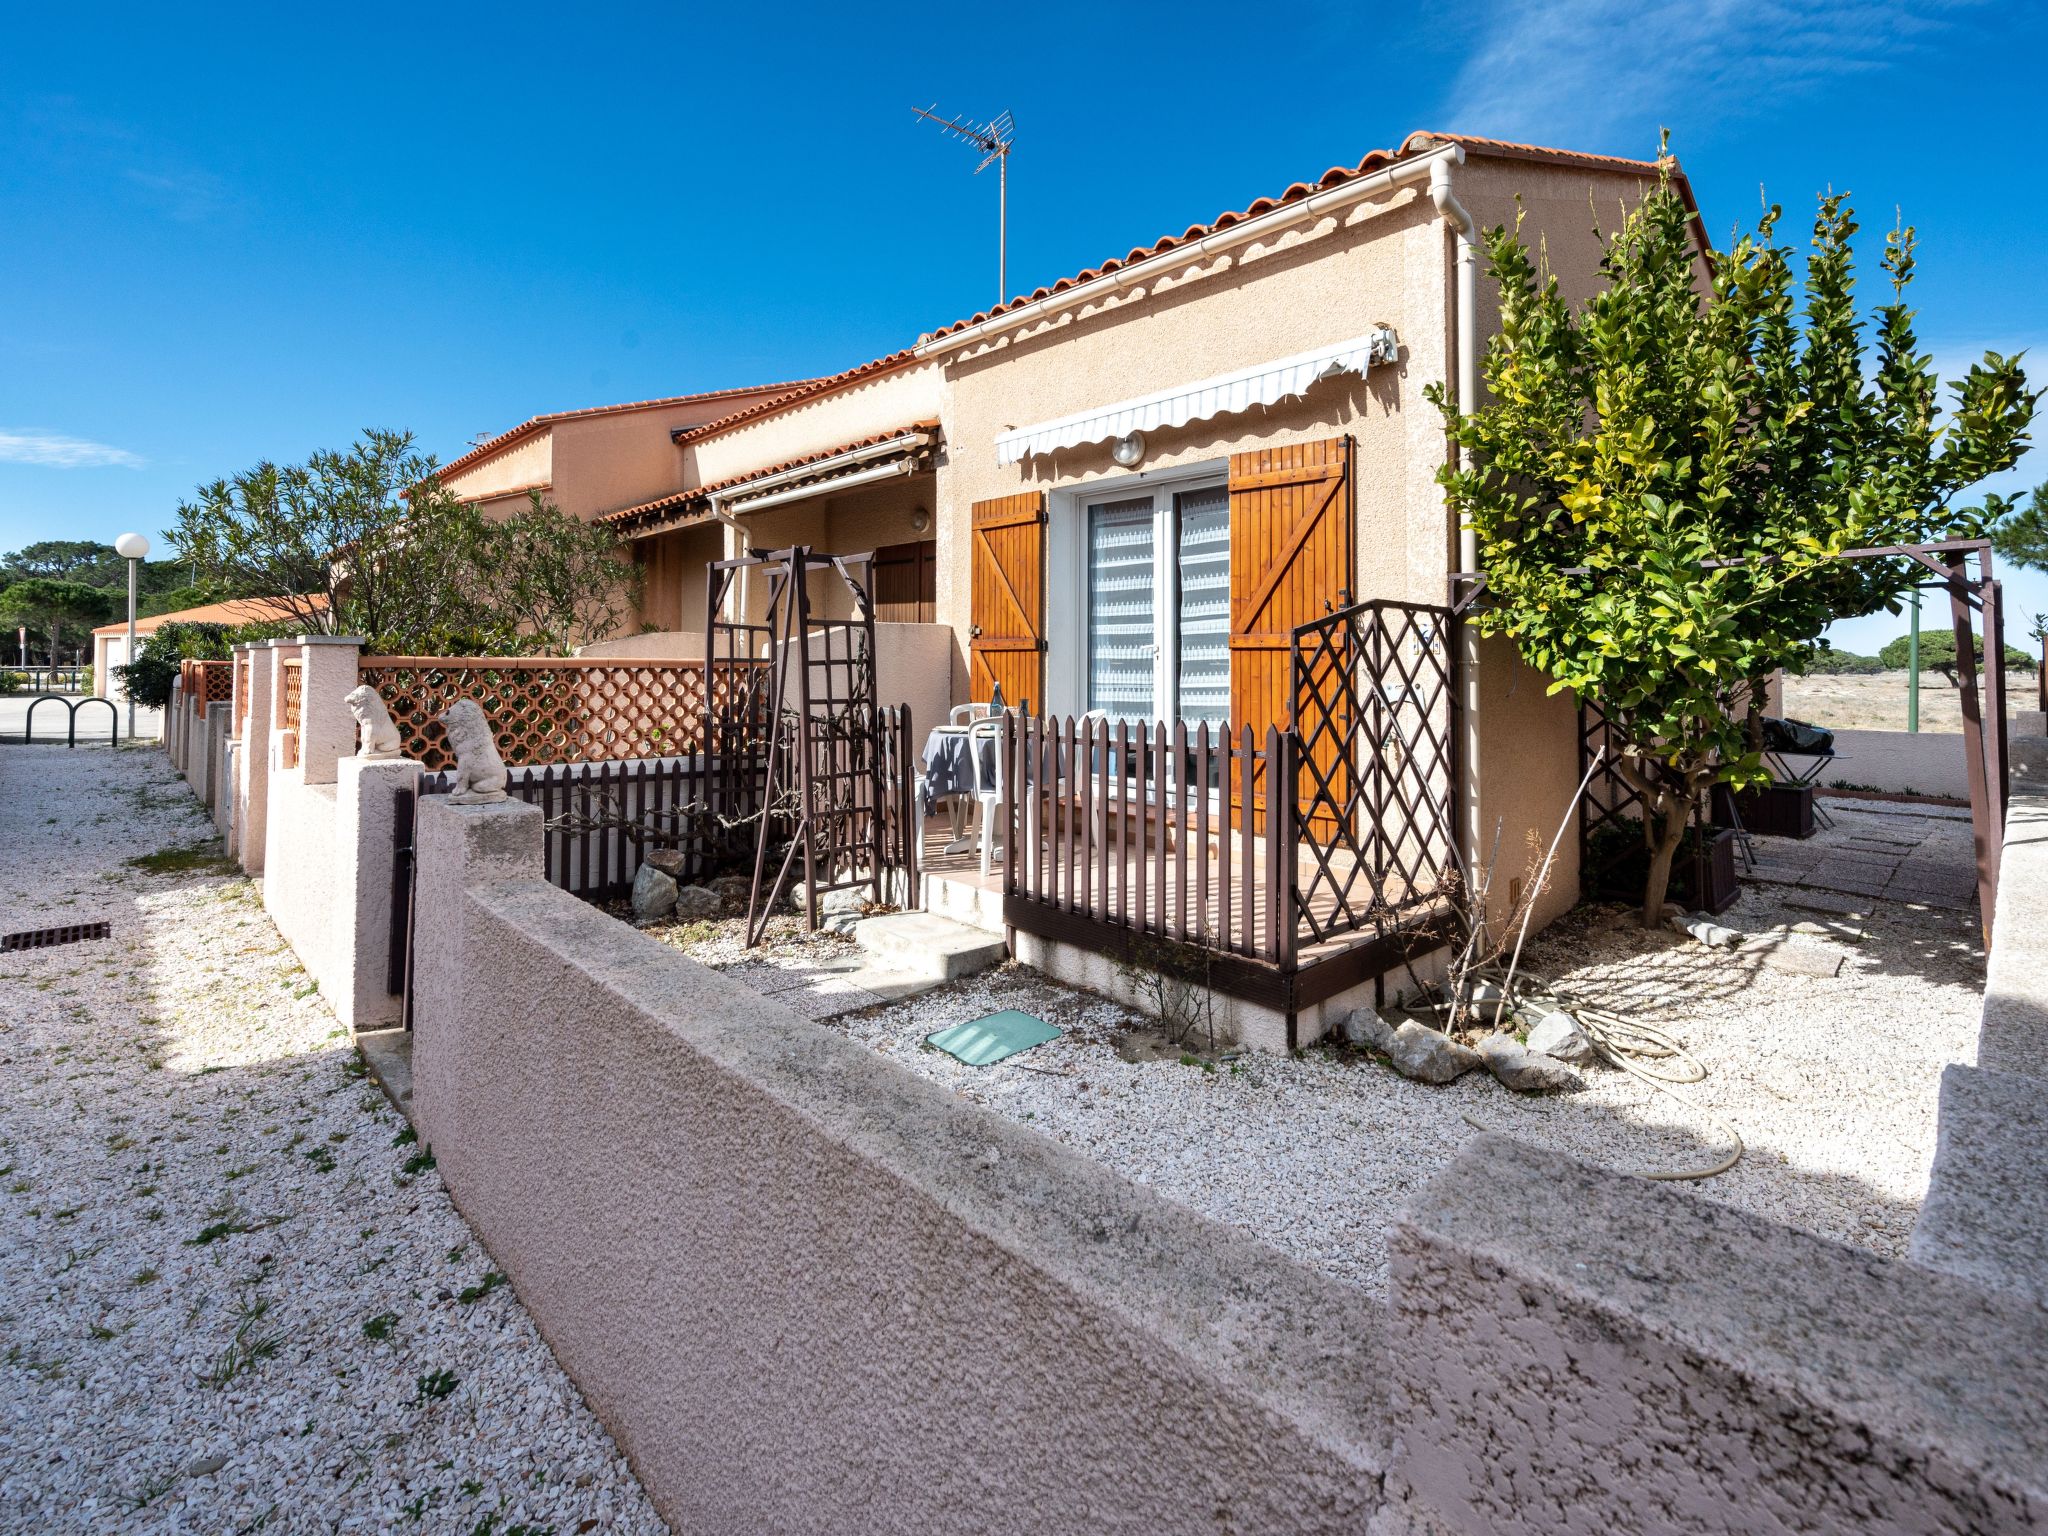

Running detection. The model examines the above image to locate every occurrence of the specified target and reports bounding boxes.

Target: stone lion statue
[438,698,509,804]
[344,685,403,760]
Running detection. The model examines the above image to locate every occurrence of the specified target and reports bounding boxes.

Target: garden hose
[1453,966,1746,1182]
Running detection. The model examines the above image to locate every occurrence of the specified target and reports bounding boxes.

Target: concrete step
[356,1028,415,1128]
[1908,1064,2048,1310]
[918,868,1007,935]
[854,910,1009,982]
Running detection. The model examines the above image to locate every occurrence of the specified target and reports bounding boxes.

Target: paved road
[0,693,162,746]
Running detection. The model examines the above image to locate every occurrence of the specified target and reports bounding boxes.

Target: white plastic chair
[949,701,994,727]
[967,716,1007,877]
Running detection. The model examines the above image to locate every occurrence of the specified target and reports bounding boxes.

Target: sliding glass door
[1084,482,1230,726]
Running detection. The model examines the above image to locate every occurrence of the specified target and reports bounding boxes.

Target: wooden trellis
[1288,598,1459,943]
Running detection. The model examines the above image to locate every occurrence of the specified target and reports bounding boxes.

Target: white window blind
[1084,483,1232,725]
[1087,496,1158,723]
[1174,486,1230,723]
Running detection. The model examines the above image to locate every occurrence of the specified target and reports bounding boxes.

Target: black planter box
[1721,782,1816,840]
[1676,826,1741,915]
[1586,823,1742,915]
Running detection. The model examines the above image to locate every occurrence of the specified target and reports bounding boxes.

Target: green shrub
[115,622,233,709]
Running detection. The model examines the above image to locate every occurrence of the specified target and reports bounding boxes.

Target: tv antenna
[911,103,1015,305]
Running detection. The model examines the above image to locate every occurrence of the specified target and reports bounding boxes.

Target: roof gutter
[720,455,922,516]
[915,140,1464,357]
[708,428,933,507]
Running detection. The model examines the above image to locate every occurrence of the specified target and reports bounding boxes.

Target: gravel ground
[0,744,667,1535]
[660,810,1984,1297]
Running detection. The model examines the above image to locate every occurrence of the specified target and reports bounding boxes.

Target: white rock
[1341,1006,1396,1052]
[1525,1009,1597,1066]
[1478,1034,1580,1093]
[1669,912,1743,949]
[1385,1022,1485,1084]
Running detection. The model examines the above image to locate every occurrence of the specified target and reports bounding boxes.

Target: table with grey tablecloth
[919,726,997,817]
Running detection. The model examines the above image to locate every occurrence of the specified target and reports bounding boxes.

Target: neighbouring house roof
[671,131,1695,451]
[605,423,941,538]
[670,352,928,448]
[91,594,328,636]
[437,379,819,485]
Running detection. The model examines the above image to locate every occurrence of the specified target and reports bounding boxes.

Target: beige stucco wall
[680,363,944,489]
[408,795,1393,1535]
[445,385,801,524]
[551,391,789,521]
[932,186,1454,683]
[443,430,552,504]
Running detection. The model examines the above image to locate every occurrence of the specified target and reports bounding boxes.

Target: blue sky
[1,0,2042,652]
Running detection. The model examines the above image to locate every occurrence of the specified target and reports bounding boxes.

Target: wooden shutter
[871,538,937,624]
[969,492,1046,709]
[1228,436,1355,822]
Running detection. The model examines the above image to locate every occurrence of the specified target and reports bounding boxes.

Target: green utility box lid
[925,1010,1061,1066]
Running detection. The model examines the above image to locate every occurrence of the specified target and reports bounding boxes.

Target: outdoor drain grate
[1,921,112,953]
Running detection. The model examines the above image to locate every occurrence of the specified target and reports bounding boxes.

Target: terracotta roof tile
[91,594,328,636]
[920,132,1686,343]
[603,423,940,531]
[668,131,1694,447]
[438,379,818,483]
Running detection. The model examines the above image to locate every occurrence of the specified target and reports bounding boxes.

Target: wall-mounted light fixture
[910,506,932,535]
[1111,432,1146,468]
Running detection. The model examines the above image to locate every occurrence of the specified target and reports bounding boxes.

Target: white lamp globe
[115,532,151,560]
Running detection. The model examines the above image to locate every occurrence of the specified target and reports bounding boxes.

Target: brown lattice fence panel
[234,655,251,737]
[358,658,727,770]
[186,659,234,717]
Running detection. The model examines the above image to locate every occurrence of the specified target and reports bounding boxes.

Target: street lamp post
[114,532,150,739]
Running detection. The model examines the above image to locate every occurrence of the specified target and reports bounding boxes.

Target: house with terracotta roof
[91,594,331,703]
[413,132,1704,1039]
[434,380,813,641]
[588,132,1704,942]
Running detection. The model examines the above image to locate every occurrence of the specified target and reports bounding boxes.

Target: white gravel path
[0,745,668,1535]
[661,815,1984,1297]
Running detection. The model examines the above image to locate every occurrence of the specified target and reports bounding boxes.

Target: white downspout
[1429,149,1486,887]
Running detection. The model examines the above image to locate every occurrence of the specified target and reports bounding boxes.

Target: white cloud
[1437,0,1974,151]
[0,430,144,469]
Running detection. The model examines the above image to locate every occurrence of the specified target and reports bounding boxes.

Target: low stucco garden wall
[407,788,2048,1535]
[409,796,1394,1535]
[1820,726,1977,799]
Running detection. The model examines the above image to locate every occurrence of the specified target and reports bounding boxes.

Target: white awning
[994,332,1390,465]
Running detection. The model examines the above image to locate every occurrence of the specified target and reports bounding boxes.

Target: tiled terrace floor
[1743,796,1979,911]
